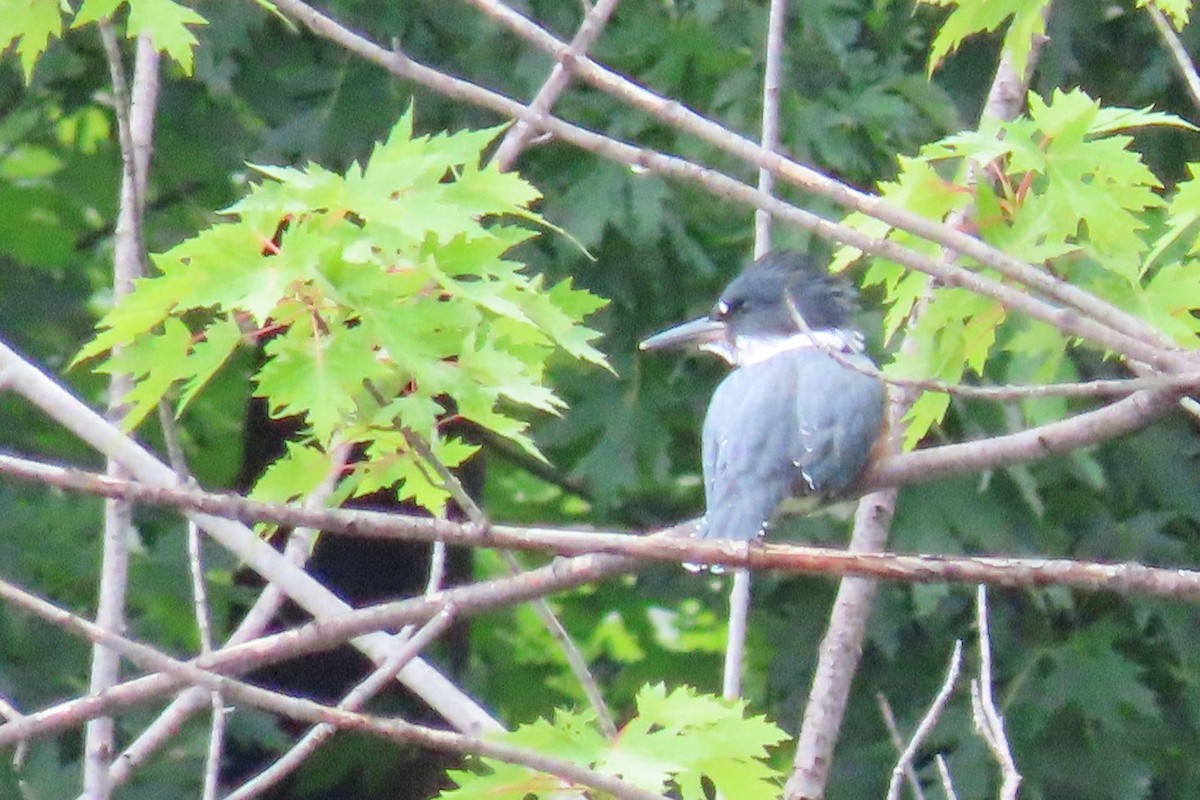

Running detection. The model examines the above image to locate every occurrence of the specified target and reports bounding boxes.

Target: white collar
[701,329,863,367]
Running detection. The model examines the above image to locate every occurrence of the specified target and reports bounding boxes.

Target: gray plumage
[641,250,887,543]
[699,347,885,541]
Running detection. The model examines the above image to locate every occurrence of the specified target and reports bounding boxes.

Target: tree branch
[224,606,461,800]
[3,449,1200,602]
[456,0,1176,356]
[86,29,160,799]
[0,337,501,736]
[886,641,963,800]
[787,29,1049,798]
[268,0,1193,372]
[0,579,667,800]
[0,541,645,748]
[1147,3,1200,119]
[491,0,622,169]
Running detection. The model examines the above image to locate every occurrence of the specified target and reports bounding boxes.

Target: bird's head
[639,251,859,366]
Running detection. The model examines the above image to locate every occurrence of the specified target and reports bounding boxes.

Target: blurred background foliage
[3,0,1200,797]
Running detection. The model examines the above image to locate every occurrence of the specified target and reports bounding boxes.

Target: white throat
[701,329,863,367]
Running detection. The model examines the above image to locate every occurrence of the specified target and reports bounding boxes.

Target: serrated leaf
[440,684,785,800]
[350,442,451,516]
[129,0,206,71]
[77,110,608,517]
[1040,622,1159,727]
[900,390,951,450]
[1091,104,1197,134]
[0,0,63,80]
[1137,0,1190,28]
[923,0,1049,79]
[73,0,207,72]
[176,315,243,414]
[97,317,194,430]
[250,440,332,505]
[256,320,391,445]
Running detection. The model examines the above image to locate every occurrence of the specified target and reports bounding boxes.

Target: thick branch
[0,337,500,735]
[2,453,1199,602]
[0,544,643,747]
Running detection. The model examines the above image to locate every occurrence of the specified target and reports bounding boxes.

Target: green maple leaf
[1137,0,1190,27]
[96,317,194,430]
[439,684,785,800]
[0,0,62,80]
[921,0,1049,79]
[250,441,333,505]
[79,108,608,515]
[255,320,391,445]
[1040,623,1159,728]
[1129,260,1200,343]
[176,316,242,414]
[73,0,207,73]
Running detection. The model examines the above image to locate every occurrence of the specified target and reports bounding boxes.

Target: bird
[640,250,887,542]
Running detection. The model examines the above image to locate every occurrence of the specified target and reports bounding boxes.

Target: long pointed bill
[638,316,728,352]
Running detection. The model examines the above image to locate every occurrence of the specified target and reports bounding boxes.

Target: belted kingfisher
[640,251,887,542]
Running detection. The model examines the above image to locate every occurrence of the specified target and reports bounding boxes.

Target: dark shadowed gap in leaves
[221,343,481,800]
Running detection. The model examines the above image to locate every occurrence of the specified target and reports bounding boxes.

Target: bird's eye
[712,298,744,320]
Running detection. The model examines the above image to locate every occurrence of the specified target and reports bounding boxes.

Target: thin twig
[886,641,963,800]
[403,428,617,737]
[787,292,1200,399]
[877,693,927,800]
[224,605,461,800]
[501,551,619,738]
[1148,3,1200,119]
[934,755,958,800]
[970,587,1021,800]
[753,0,788,256]
[492,0,623,169]
[155,401,224,800]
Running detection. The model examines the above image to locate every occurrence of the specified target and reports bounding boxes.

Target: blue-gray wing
[700,349,885,541]
[790,351,886,496]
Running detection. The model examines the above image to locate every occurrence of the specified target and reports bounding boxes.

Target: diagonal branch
[269,0,1190,372]
[492,0,622,170]
[456,0,1175,356]
[0,541,646,748]
[224,606,461,800]
[0,579,667,800]
[1147,3,1200,119]
[0,337,502,736]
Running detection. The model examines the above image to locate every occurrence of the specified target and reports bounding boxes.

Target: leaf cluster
[1,0,206,79]
[441,683,787,800]
[836,88,1199,448]
[77,110,609,514]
